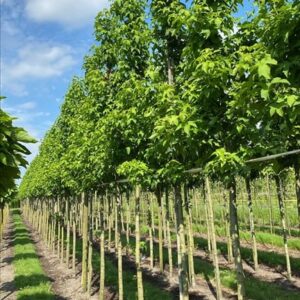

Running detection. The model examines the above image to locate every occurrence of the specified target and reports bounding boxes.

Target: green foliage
[19,0,300,198]
[0,96,35,199]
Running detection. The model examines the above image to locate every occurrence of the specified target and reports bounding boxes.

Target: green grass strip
[12,210,54,300]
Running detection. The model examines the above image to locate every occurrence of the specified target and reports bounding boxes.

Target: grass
[193,235,300,275]
[12,210,54,300]
[193,223,300,251]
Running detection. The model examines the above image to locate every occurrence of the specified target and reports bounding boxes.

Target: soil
[23,217,116,300]
[0,215,17,300]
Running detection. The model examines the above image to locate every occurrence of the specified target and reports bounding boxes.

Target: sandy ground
[0,215,17,300]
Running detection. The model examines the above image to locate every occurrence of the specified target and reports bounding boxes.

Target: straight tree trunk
[245,178,258,270]
[223,189,233,263]
[147,194,154,269]
[165,188,173,278]
[87,195,93,295]
[184,185,195,287]
[61,223,64,263]
[266,175,274,234]
[204,185,212,255]
[229,179,245,300]
[135,185,144,300]
[205,177,222,300]
[126,193,130,254]
[275,176,292,280]
[81,192,89,291]
[294,160,300,230]
[174,185,189,300]
[116,187,124,300]
[156,189,164,273]
[99,226,105,300]
[72,218,77,273]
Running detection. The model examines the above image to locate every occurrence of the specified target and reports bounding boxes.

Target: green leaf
[270,77,289,85]
[287,95,297,107]
[270,106,276,116]
[15,128,36,143]
[258,63,271,79]
[261,89,269,100]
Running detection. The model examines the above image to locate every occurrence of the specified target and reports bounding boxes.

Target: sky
[0,0,254,170]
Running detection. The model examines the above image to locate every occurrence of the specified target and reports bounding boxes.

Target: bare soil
[0,215,17,300]
[23,217,116,300]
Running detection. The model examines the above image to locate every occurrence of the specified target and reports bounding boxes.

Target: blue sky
[1,0,254,166]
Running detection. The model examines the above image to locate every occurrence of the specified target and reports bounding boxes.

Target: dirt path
[0,215,17,300]
[22,217,114,300]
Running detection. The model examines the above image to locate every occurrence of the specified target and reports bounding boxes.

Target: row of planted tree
[18,0,299,299]
[20,169,299,300]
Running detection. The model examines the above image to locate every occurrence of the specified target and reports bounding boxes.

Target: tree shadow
[13,253,43,261]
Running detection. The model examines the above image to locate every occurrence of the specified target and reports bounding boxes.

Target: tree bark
[294,159,300,230]
[135,185,144,300]
[245,178,258,270]
[99,226,105,300]
[275,176,292,280]
[87,194,93,295]
[184,185,195,287]
[147,194,154,269]
[116,187,124,300]
[205,177,222,300]
[165,187,173,278]
[81,192,89,291]
[174,185,189,300]
[156,189,164,273]
[229,179,245,300]
[266,175,274,234]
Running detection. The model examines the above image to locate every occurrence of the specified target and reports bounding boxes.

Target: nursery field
[1,0,300,300]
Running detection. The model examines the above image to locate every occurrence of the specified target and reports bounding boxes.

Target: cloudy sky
[1,0,253,168]
[1,0,110,164]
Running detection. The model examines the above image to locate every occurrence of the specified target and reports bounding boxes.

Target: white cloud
[18,101,37,110]
[7,43,76,79]
[2,42,76,94]
[25,0,110,28]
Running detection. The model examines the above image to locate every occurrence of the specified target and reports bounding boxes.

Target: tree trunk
[72,218,76,273]
[147,194,154,269]
[116,187,124,300]
[205,177,222,300]
[204,185,212,255]
[266,175,274,234]
[275,176,292,280]
[0,205,3,242]
[156,189,164,273]
[87,194,93,295]
[229,179,245,300]
[184,185,195,287]
[126,192,130,254]
[174,185,189,300]
[81,192,89,291]
[165,188,173,278]
[245,178,258,270]
[223,189,233,263]
[135,185,144,300]
[294,159,300,230]
[99,226,105,300]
